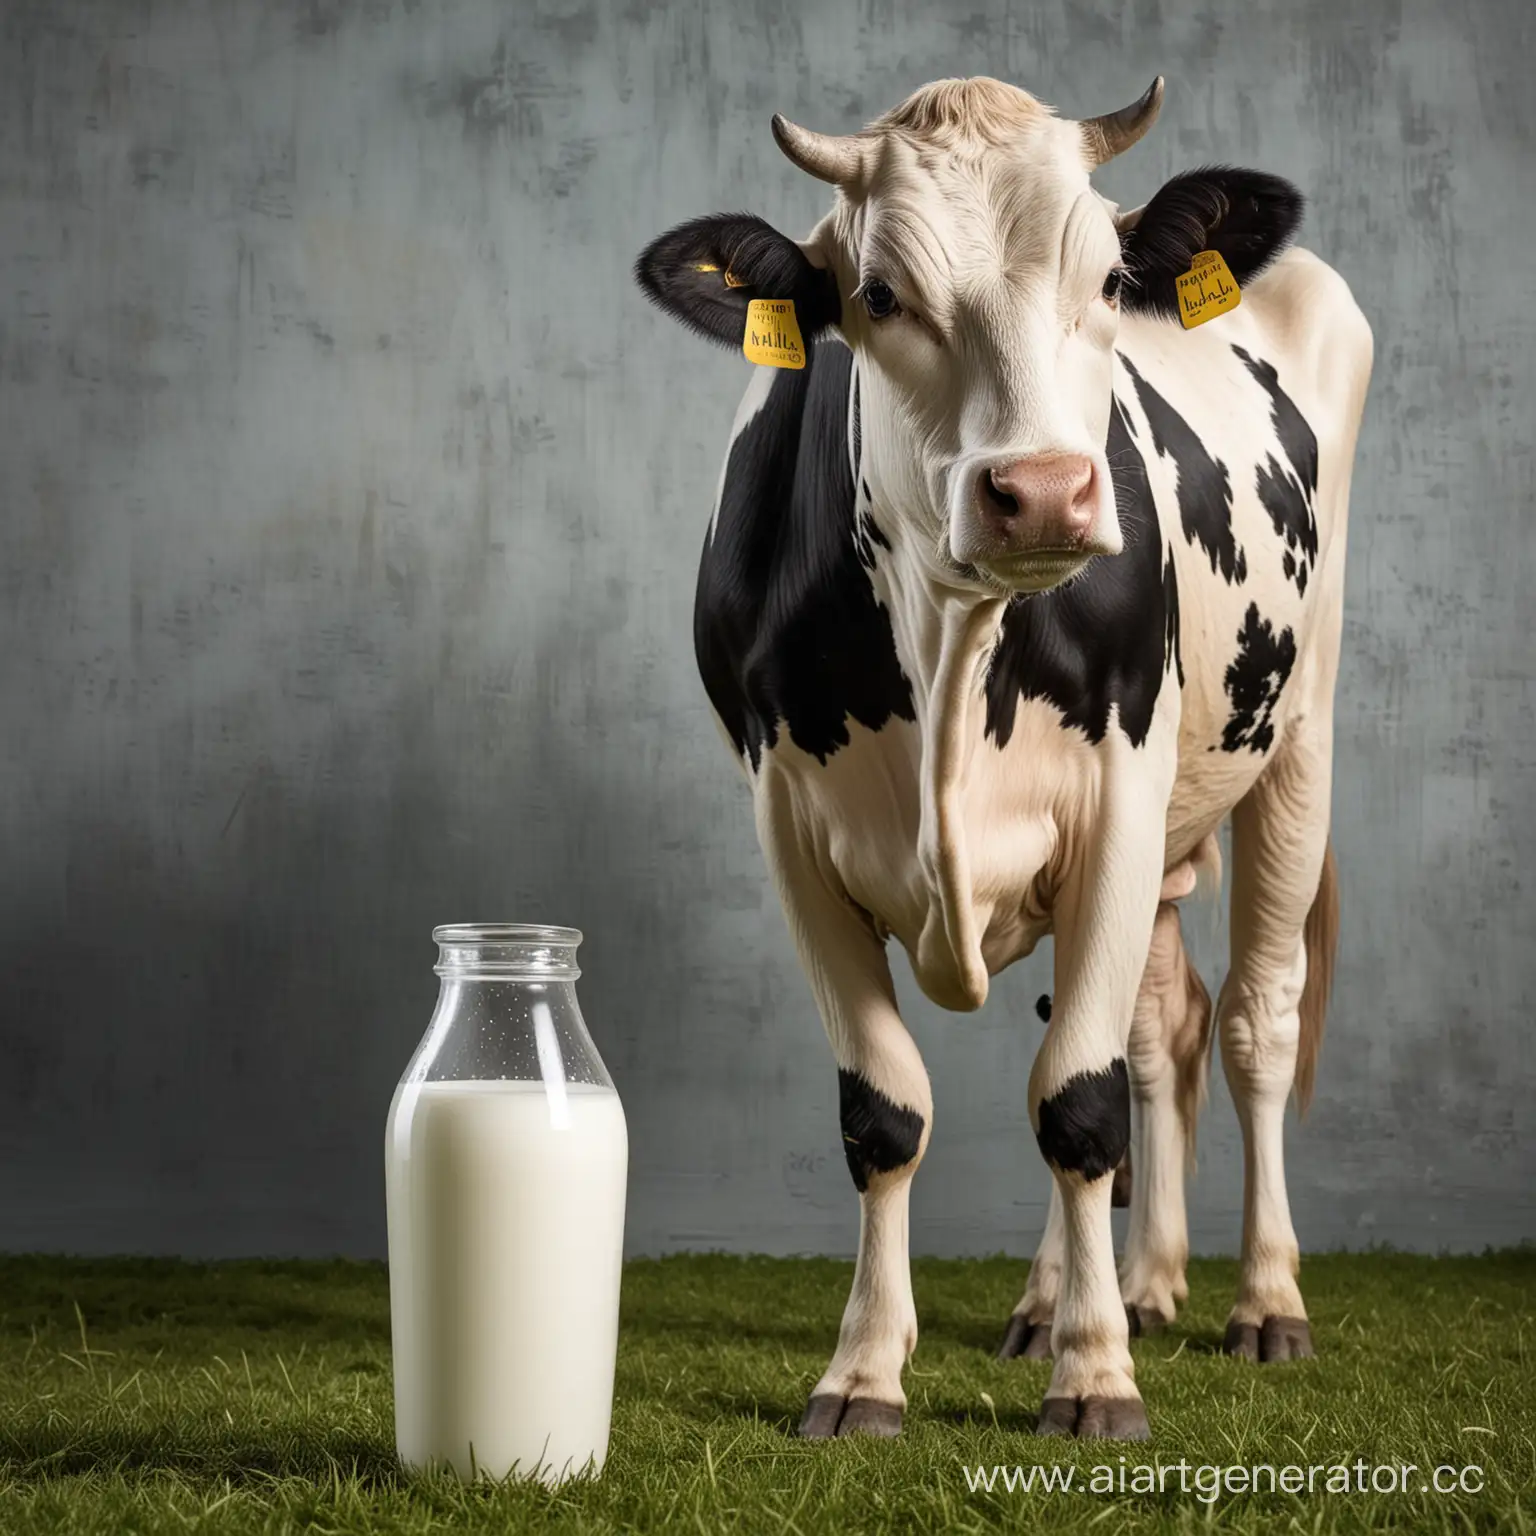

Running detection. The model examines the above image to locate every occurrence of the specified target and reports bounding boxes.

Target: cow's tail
[1293,839,1339,1115]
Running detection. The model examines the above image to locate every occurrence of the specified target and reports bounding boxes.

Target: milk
[386,1079,628,1482]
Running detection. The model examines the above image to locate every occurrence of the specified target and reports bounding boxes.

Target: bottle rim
[432,923,583,946]
[432,923,583,979]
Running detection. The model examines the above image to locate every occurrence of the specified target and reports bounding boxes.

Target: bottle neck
[407,925,611,1090]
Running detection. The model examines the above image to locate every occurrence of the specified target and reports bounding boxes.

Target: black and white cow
[636,76,1370,1441]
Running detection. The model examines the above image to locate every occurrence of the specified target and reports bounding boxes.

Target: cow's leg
[996,1182,1064,1360]
[998,990,1066,1361]
[1119,901,1211,1334]
[798,1061,928,1438]
[1006,904,1211,1358]
[1219,726,1333,1362]
[756,785,932,1439]
[796,920,930,1438]
[1027,750,1172,1439]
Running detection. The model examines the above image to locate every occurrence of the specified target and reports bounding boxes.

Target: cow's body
[702,247,1365,1003]
[640,74,1372,1440]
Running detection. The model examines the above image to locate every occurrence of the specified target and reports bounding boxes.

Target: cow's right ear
[634,213,841,350]
[1116,167,1303,320]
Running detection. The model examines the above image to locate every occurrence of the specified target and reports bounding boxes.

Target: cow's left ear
[1116,167,1304,320]
[634,212,842,350]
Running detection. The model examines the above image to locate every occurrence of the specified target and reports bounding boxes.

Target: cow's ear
[1117,168,1303,320]
[634,213,841,350]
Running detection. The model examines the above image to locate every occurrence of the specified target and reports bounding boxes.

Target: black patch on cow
[1035,994,1052,1023]
[853,502,893,573]
[984,397,1176,749]
[634,212,841,350]
[693,341,915,767]
[839,1068,924,1192]
[1162,547,1185,687]
[1120,354,1247,585]
[1036,1059,1131,1180]
[853,508,884,572]
[1232,345,1319,597]
[1222,603,1296,753]
[1119,167,1304,322]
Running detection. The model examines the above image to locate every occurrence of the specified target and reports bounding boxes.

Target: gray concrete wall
[1,0,1530,1259]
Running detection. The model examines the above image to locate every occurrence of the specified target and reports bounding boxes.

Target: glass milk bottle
[385,925,628,1483]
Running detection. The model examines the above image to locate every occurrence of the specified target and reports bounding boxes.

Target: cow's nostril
[980,468,1020,520]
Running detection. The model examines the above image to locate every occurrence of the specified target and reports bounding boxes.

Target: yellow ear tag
[693,262,720,273]
[743,298,806,369]
[1176,250,1240,328]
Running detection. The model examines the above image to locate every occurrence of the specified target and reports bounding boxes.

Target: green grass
[0,1252,1530,1534]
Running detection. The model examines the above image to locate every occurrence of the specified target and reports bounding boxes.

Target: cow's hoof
[996,1313,1053,1361]
[798,1393,903,1439]
[1125,1304,1169,1339]
[1036,1395,1150,1440]
[1223,1315,1314,1362]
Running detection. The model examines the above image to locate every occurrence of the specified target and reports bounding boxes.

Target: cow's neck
[878,542,1008,1009]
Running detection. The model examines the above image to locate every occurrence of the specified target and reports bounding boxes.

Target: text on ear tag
[743,298,805,369]
[1176,250,1240,329]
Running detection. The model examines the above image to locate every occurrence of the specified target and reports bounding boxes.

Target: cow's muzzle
[959,453,1118,591]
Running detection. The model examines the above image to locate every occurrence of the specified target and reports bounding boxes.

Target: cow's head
[637,77,1302,597]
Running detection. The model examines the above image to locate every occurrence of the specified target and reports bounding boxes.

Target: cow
[634,75,1371,1441]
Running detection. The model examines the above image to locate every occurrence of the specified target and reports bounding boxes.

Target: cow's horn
[1079,76,1164,166]
[772,114,863,185]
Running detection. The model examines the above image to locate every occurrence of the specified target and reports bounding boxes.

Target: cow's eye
[863,280,899,320]
[1102,267,1125,304]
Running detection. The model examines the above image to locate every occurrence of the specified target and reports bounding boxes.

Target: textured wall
[1,0,1530,1259]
